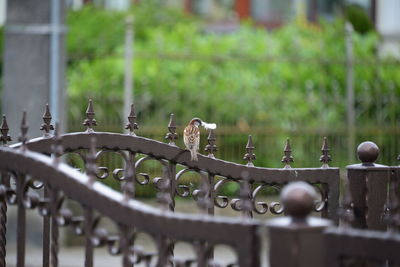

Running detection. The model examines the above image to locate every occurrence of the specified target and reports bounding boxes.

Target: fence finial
[83,99,97,133]
[40,104,54,137]
[124,104,138,135]
[205,129,217,158]
[281,138,294,168]
[51,123,63,165]
[19,111,29,151]
[319,137,331,168]
[281,181,317,220]
[243,135,256,167]
[86,137,97,184]
[357,141,379,166]
[165,113,178,146]
[0,115,11,146]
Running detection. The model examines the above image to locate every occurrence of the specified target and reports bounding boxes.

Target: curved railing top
[13,132,339,184]
[0,147,259,252]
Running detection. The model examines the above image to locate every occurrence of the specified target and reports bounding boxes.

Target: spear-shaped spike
[281,138,294,168]
[165,113,178,146]
[243,135,256,167]
[320,137,332,168]
[40,104,55,137]
[19,111,29,151]
[0,115,11,146]
[85,137,97,185]
[51,123,63,165]
[205,129,217,158]
[124,104,138,135]
[83,99,97,132]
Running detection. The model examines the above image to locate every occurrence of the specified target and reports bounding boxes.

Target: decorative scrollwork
[251,185,269,214]
[27,179,44,190]
[269,201,284,215]
[213,178,239,209]
[313,185,327,212]
[135,156,165,185]
[251,184,284,215]
[175,168,197,198]
[106,235,122,255]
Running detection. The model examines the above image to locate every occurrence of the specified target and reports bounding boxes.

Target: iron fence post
[266,182,332,267]
[346,141,390,230]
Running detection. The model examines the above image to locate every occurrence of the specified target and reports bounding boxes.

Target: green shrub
[344,4,374,34]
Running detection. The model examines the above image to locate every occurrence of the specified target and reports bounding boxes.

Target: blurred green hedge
[67,4,399,132]
[36,3,400,197]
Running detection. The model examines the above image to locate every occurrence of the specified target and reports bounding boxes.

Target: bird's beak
[201,121,217,130]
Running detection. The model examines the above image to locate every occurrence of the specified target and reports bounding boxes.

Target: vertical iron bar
[0,171,9,267]
[345,22,355,162]
[50,188,59,267]
[0,199,6,267]
[168,162,176,212]
[42,186,50,267]
[119,225,132,267]
[194,242,207,267]
[84,207,94,267]
[156,235,170,267]
[206,174,214,263]
[16,175,26,267]
[207,174,214,216]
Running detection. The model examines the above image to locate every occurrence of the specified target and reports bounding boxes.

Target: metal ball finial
[357,141,379,165]
[281,182,318,219]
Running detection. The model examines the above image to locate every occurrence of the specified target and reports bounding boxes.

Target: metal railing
[0,100,399,266]
[13,100,341,222]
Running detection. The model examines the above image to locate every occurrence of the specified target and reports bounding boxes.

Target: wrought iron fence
[0,100,399,266]
[13,100,341,222]
[0,122,260,266]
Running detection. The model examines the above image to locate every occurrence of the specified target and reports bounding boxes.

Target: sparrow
[184,118,217,161]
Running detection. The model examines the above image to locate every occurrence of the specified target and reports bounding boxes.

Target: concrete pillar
[2,0,66,141]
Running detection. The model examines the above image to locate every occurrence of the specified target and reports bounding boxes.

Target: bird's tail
[190,148,198,161]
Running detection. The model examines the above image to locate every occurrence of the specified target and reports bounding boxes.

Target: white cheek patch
[202,122,217,130]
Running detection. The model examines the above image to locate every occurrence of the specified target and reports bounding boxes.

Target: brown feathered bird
[184,118,217,161]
